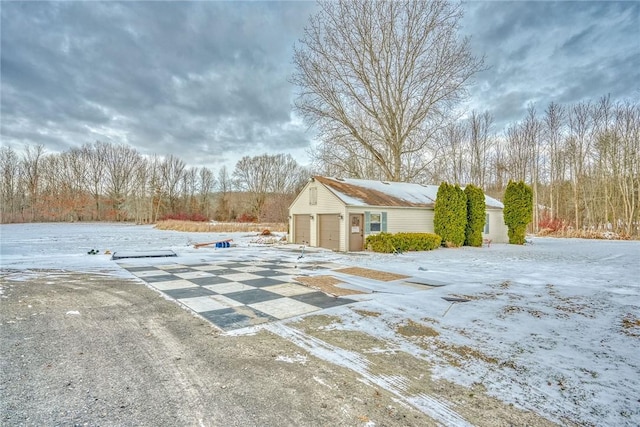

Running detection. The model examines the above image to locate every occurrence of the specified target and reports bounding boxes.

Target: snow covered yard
[311,239,640,426]
[1,223,638,426]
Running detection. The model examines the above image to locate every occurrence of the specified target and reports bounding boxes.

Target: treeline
[0,141,309,224]
[2,96,638,237]
[433,97,639,236]
[314,96,639,237]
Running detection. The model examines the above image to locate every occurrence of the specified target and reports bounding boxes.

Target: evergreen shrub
[366,232,441,253]
[434,182,467,247]
[503,180,533,244]
[464,184,486,247]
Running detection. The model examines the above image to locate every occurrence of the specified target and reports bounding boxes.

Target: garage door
[318,214,340,251]
[294,215,310,244]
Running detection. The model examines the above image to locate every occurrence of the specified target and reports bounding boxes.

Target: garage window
[484,213,490,234]
[309,187,317,205]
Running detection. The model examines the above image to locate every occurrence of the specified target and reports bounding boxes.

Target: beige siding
[289,180,507,250]
[345,206,434,236]
[484,209,509,243]
[387,208,434,233]
[289,181,346,249]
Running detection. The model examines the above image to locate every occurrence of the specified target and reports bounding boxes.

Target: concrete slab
[404,277,448,287]
[111,250,177,260]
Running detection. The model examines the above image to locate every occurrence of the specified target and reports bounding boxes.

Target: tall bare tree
[233,154,274,217]
[439,121,468,184]
[198,167,215,219]
[21,144,45,221]
[103,143,141,220]
[468,110,494,188]
[159,155,186,215]
[292,0,483,181]
[82,141,107,220]
[215,166,232,221]
[542,102,566,221]
[0,146,23,222]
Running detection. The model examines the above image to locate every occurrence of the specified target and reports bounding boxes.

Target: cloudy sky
[1,1,638,171]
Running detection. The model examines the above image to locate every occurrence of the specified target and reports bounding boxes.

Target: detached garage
[288,176,508,252]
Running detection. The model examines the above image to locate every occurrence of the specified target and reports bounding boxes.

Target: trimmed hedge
[434,182,467,247]
[366,232,441,253]
[464,184,486,247]
[503,180,533,244]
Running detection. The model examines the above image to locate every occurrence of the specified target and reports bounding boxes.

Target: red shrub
[236,213,258,223]
[538,213,564,232]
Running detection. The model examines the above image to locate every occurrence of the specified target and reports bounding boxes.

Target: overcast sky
[1,1,638,171]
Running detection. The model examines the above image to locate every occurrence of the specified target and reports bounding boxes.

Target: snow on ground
[1,222,639,425]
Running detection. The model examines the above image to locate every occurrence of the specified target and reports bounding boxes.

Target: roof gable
[314,176,503,209]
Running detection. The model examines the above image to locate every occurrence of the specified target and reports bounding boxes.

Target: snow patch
[275,353,308,364]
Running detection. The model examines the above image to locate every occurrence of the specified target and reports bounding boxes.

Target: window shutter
[381,212,387,232]
[364,211,371,233]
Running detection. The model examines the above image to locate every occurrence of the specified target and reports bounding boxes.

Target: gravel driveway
[1,269,555,426]
[0,271,433,426]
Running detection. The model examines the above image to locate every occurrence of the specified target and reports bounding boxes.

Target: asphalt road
[0,270,433,427]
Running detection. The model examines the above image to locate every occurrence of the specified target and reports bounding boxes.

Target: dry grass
[622,314,640,337]
[436,342,499,367]
[335,267,410,282]
[537,228,632,240]
[396,319,440,338]
[154,220,287,233]
[353,309,382,318]
[293,275,368,296]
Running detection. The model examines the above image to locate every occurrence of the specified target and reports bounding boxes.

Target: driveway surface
[1,260,555,426]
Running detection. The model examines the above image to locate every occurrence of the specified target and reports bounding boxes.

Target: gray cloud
[461,1,639,128]
[1,1,316,168]
[1,1,638,170]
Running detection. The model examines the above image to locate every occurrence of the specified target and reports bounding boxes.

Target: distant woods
[0,142,309,224]
[431,97,639,238]
[1,95,638,237]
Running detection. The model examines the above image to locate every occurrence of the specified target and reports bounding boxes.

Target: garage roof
[314,176,504,209]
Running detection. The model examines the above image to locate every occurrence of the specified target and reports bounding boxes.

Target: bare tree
[265,154,309,222]
[567,101,593,230]
[0,146,23,222]
[82,141,108,220]
[198,167,216,219]
[542,102,566,221]
[58,148,89,220]
[309,137,387,180]
[180,167,198,214]
[130,160,151,224]
[504,123,529,182]
[215,166,232,221]
[468,110,494,188]
[292,0,483,181]
[269,154,308,194]
[104,144,142,221]
[159,155,186,215]
[233,154,274,217]
[437,121,468,184]
[21,144,45,221]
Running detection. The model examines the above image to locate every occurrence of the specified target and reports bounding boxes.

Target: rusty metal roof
[314,176,437,207]
[313,176,504,209]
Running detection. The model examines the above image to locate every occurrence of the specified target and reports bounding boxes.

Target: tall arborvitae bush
[464,184,486,247]
[434,182,467,247]
[503,180,533,244]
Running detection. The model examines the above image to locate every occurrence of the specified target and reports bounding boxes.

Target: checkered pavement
[119,260,356,331]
